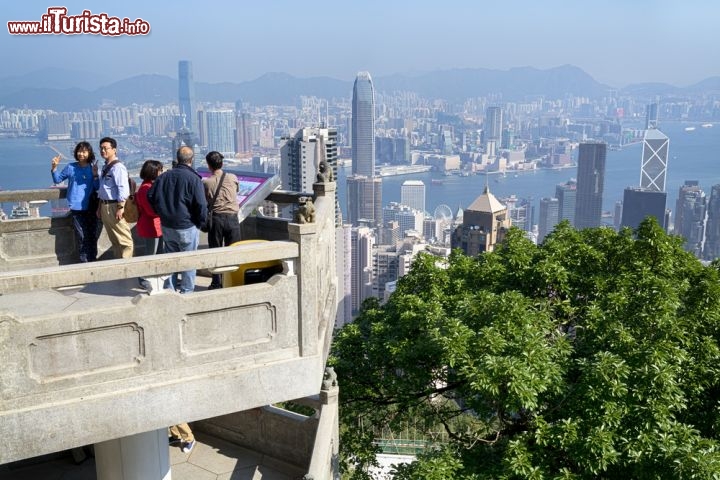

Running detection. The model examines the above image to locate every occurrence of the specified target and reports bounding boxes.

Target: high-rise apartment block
[351,226,375,314]
[280,127,337,193]
[205,110,235,154]
[400,180,426,213]
[382,202,424,238]
[574,142,606,229]
[235,111,252,154]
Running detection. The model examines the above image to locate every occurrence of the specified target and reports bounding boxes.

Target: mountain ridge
[0,65,715,110]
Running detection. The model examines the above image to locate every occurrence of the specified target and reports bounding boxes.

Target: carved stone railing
[0,181,339,471]
[196,369,339,480]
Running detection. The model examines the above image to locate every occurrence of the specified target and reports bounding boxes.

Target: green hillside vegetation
[331,219,720,479]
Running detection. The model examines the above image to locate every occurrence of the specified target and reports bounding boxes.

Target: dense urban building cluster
[2,62,720,321]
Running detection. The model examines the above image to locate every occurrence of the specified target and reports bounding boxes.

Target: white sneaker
[181,440,195,453]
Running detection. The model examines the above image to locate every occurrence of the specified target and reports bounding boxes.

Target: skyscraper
[674,181,707,257]
[645,102,659,130]
[280,127,337,193]
[347,175,382,226]
[400,180,426,213]
[352,72,375,177]
[621,128,669,231]
[574,142,607,229]
[620,187,667,230]
[538,197,560,243]
[640,128,669,192]
[205,110,235,153]
[351,226,375,314]
[484,106,503,146]
[348,72,380,227]
[178,60,196,132]
[703,184,720,261]
[555,179,577,226]
[235,112,252,154]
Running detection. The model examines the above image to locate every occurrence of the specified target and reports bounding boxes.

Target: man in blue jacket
[148,146,207,293]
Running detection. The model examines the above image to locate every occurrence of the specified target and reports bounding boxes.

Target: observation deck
[0,181,339,480]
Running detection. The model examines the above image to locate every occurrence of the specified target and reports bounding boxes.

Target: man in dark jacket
[147,146,207,293]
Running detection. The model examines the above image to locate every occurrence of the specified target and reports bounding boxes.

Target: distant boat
[431,179,444,185]
[685,126,696,132]
[702,123,713,128]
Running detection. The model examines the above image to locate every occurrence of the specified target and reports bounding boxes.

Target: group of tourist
[51,138,242,293]
[51,139,245,455]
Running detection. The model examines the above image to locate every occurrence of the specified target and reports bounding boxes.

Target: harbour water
[1,121,718,226]
[339,121,720,224]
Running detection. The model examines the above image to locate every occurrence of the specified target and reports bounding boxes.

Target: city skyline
[2,1,720,87]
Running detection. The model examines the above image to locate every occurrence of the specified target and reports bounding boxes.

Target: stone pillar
[288,221,318,357]
[94,428,171,480]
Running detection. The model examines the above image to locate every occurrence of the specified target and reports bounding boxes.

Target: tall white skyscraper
[620,128,669,231]
[352,72,375,177]
[348,72,380,226]
[640,128,669,192]
[400,180,426,213]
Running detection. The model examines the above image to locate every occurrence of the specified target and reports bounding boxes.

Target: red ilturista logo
[8,7,150,36]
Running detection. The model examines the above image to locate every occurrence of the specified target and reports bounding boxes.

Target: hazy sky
[2,1,718,87]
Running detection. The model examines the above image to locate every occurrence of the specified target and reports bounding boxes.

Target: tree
[331,219,720,479]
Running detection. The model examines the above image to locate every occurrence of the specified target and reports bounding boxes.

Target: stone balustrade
[0,181,339,479]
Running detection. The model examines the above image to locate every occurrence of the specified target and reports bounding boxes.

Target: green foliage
[330,219,720,478]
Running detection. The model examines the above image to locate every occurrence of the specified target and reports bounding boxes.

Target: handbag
[122,176,139,223]
[201,172,226,233]
[123,195,139,223]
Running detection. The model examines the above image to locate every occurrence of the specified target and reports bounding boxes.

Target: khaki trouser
[99,203,133,259]
[169,423,194,442]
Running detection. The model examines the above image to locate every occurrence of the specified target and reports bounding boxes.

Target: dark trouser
[208,212,242,287]
[71,209,101,262]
